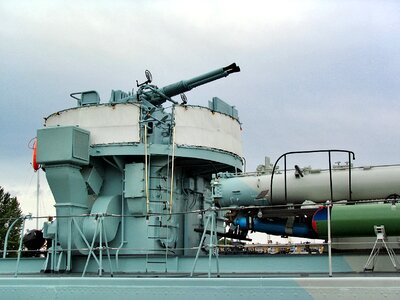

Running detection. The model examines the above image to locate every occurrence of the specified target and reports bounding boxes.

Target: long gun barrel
[141,63,240,105]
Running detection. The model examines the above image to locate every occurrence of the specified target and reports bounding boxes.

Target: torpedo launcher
[213,159,400,239]
[213,164,400,207]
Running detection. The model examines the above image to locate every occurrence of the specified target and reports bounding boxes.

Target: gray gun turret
[137,63,240,106]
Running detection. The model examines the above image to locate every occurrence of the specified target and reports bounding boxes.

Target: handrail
[269,149,355,205]
[3,214,32,259]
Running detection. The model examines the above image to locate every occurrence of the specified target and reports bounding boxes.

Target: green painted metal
[315,203,400,238]
[2,277,400,300]
[83,195,121,242]
[89,144,243,170]
[0,278,312,300]
[71,90,101,106]
[37,126,90,165]
[208,97,239,119]
[0,254,357,275]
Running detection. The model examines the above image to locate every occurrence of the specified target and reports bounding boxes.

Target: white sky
[0,0,399,232]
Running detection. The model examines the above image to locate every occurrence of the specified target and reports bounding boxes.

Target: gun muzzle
[223,63,241,75]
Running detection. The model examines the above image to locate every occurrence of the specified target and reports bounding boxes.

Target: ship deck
[1,254,400,299]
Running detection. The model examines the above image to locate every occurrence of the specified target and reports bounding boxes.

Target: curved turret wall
[45,103,141,145]
[44,103,242,159]
[173,105,242,158]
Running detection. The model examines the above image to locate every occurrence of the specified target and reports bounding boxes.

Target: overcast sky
[1,0,399,227]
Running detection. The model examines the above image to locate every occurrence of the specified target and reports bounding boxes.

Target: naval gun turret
[36,63,242,272]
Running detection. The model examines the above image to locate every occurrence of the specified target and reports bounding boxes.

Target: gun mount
[136,62,240,106]
[71,63,240,107]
